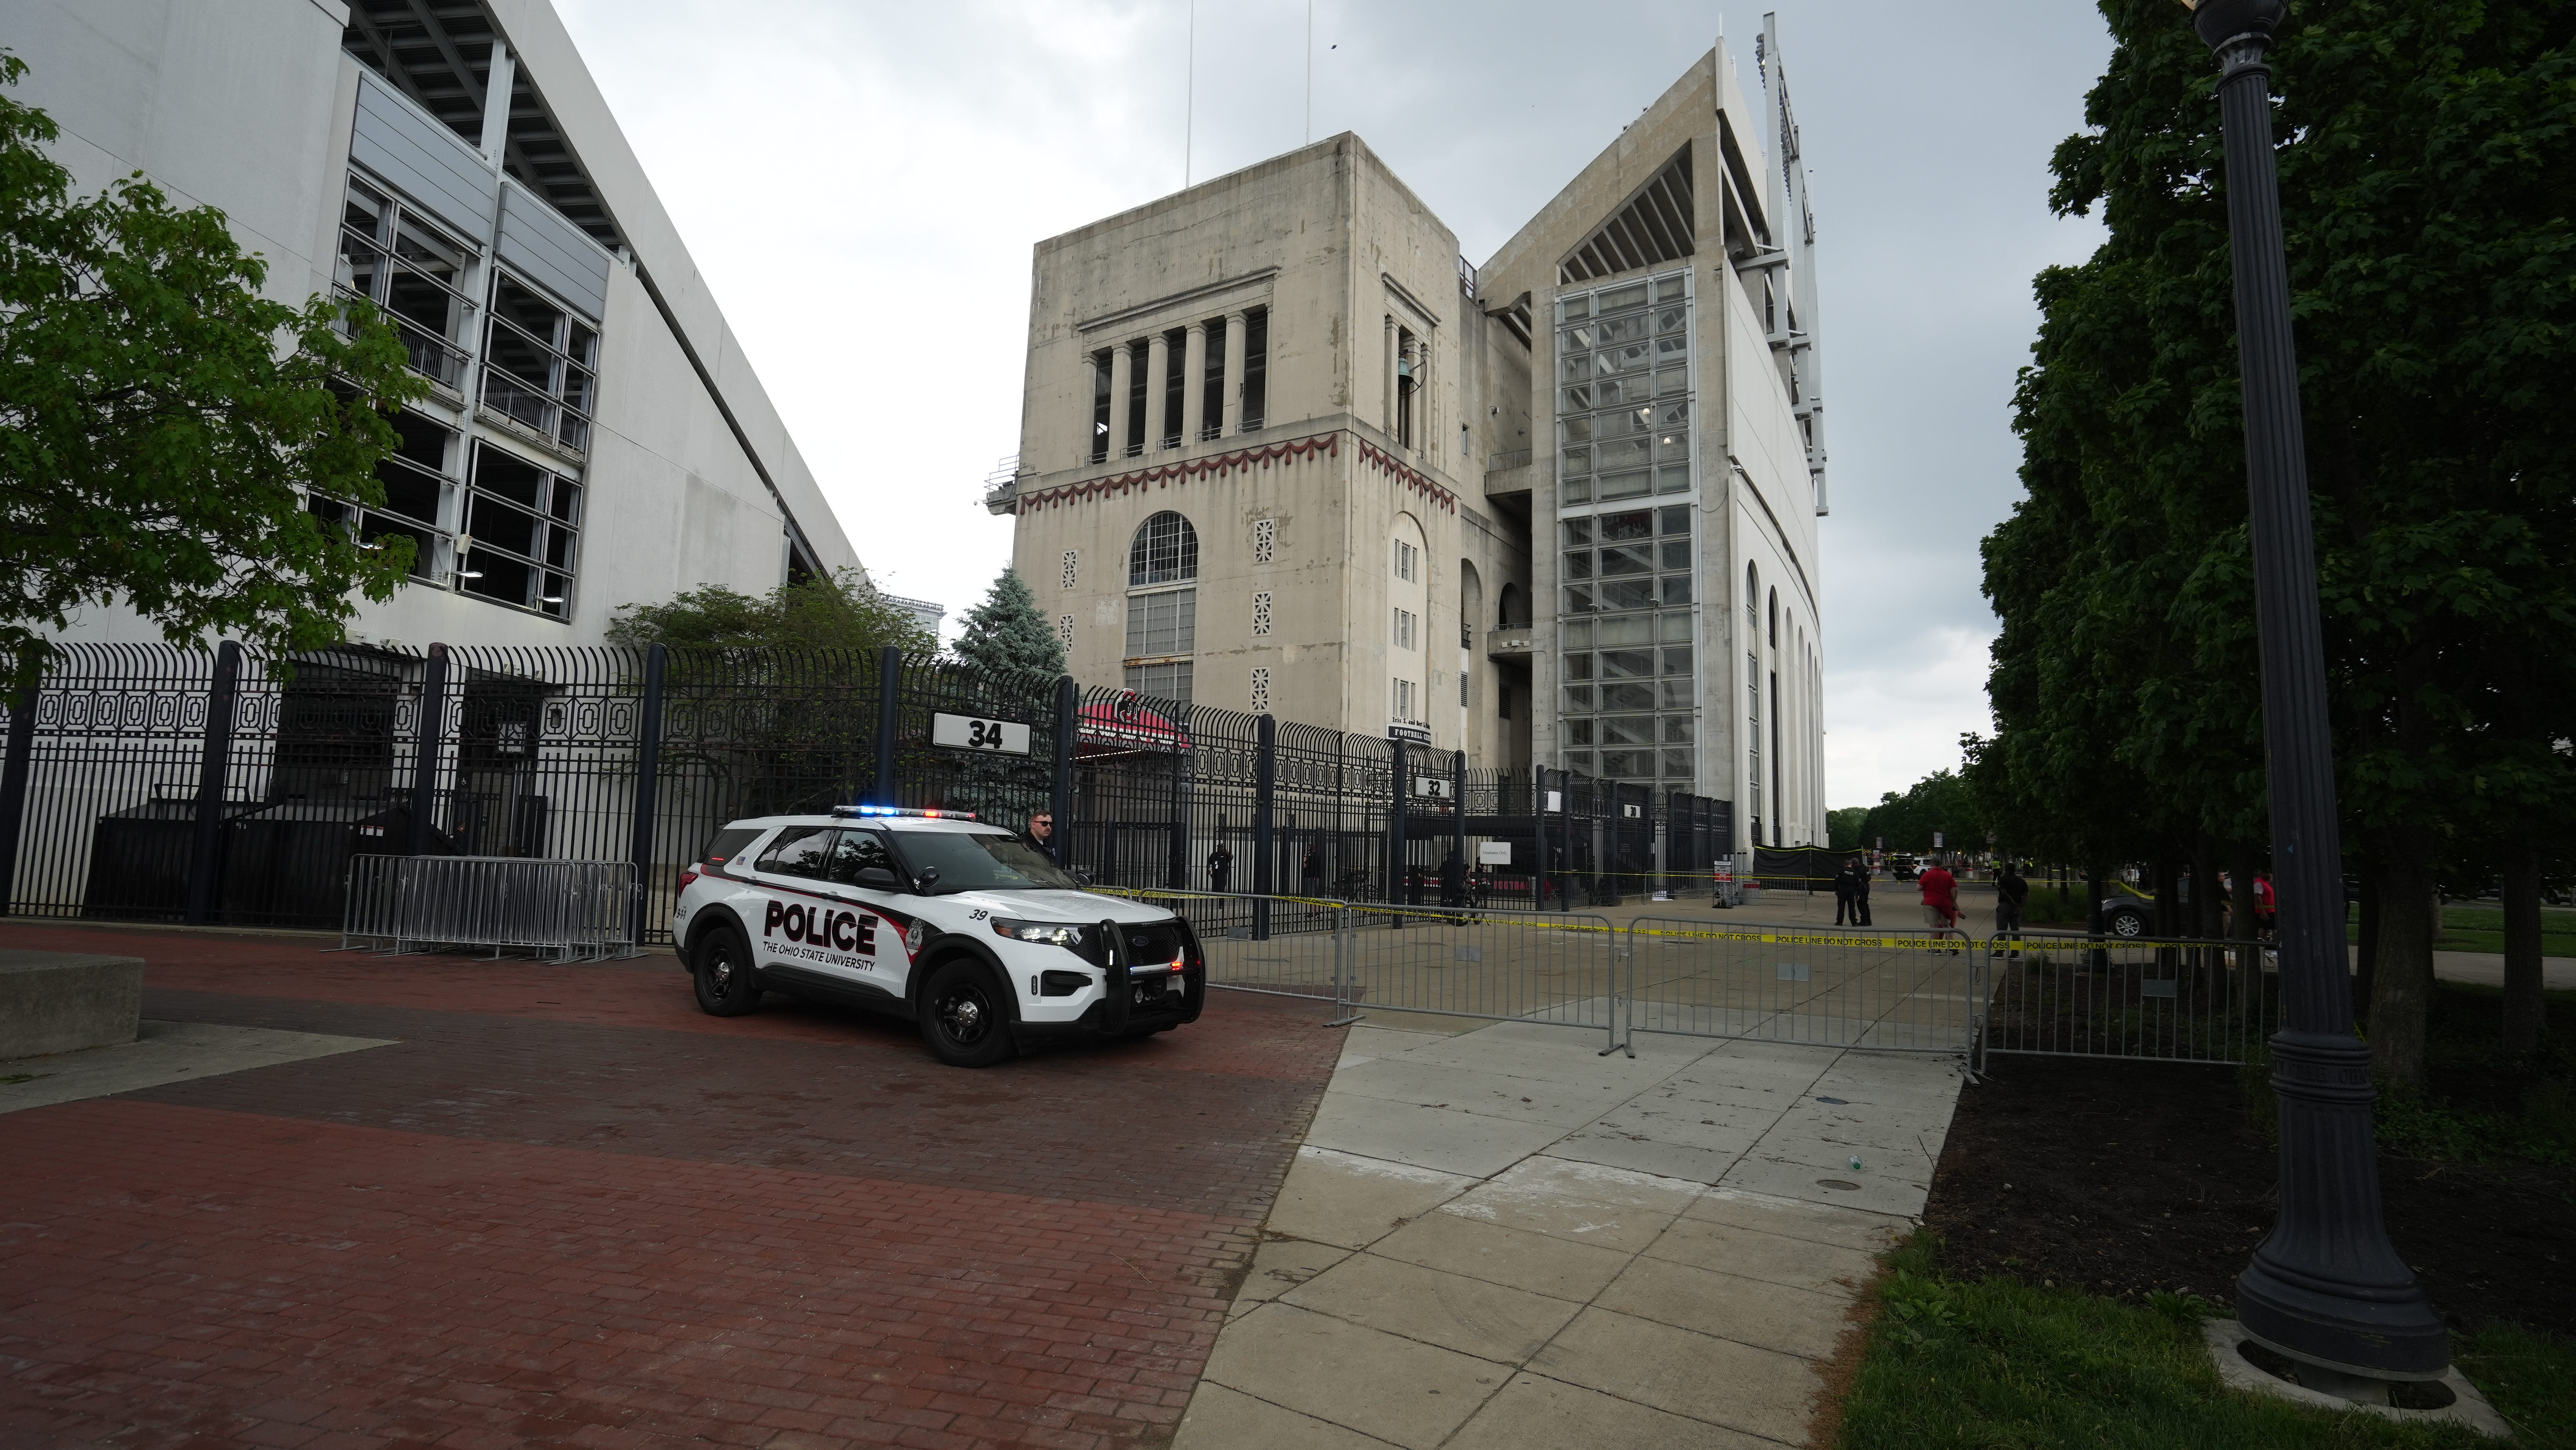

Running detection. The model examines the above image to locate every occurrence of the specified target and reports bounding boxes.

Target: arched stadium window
[1129,510,1199,586]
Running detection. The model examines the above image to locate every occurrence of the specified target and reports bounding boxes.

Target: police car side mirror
[1073,869,1094,888]
[853,866,900,892]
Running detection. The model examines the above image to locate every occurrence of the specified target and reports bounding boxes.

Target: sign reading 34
[931,712,1032,755]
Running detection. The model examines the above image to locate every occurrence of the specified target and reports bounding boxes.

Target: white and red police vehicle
[672,807,1205,1067]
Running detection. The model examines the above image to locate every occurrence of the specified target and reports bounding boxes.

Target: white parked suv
[671,807,1205,1067]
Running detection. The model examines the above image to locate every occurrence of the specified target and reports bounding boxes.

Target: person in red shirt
[1918,860,1963,953]
[2254,870,2278,939]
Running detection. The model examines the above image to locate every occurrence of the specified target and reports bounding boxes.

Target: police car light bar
[831,805,979,820]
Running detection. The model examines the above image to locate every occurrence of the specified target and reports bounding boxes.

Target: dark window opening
[1199,317,1227,439]
[461,441,577,618]
[1123,342,1148,458]
[1241,308,1269,431]
[1769,670,1782,847]
[388,410,450,473]
[1160,327,1186,449]
[1395,326,1418,447]
[335,175,473,389]
[482,271,596,453]
[1090,347,1113,463]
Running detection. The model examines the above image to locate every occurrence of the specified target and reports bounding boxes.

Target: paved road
[0,922,1342,1450]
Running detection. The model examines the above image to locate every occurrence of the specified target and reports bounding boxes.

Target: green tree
[1860,770,1986,855]
[0,53,426,693]
[605,569,938,823]
[1827,806,1870,851]
[1986,1,2576,1082]
[605,568,933,656]
[952,567,1063,698]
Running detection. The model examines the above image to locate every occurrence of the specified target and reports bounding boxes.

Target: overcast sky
[554,0,2116,807]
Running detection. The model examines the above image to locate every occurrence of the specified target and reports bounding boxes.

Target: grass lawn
[1833,1236,2576,1448]
[2015,888,2576,954]
[2344,903,2576,958]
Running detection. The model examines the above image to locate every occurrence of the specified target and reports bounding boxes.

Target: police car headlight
[990,917,1090,952]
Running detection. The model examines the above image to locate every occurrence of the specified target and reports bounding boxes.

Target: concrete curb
[2201,1318,2510,1437]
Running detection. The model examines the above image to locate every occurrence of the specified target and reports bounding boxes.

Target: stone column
[1144,332,1171,452]
[1181,321,1208,443]
[1221,312,1249,437]
[1107,340,1134,459]
[1079,350,1102,463]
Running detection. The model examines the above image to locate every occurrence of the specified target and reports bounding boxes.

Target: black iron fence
[0,642,1737,944]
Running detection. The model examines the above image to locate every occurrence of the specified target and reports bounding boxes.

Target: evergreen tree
[953,567,1063,700]
[934,567,1063,819]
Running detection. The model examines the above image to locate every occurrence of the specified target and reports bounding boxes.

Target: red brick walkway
[0,925,1345,1449]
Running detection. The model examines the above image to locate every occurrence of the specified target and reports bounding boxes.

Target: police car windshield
[892,829,1080,894]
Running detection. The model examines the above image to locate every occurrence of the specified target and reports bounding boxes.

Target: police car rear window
[703,827,763,866]
[757,826,838,879]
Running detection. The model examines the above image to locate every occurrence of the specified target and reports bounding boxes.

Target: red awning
[1076,694,1192,755]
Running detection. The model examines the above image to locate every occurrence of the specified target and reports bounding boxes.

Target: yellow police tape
[1625,925,1973,951]
[1089,887,1972,950]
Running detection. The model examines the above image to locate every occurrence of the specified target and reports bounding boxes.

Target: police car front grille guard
[342,854,639,962]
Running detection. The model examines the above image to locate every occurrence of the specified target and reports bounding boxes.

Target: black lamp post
[2183,0,2447,1379]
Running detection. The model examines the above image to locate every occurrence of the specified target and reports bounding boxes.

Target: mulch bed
[1924,1054,2574,1335]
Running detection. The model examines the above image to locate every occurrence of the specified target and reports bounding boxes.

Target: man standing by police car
[1020,811,1058,863]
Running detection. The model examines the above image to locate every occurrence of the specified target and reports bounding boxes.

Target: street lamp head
[2178,0,2287,51]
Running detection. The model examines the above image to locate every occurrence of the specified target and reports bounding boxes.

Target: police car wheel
[920,960,1016,1068]
[692,924,762,1017]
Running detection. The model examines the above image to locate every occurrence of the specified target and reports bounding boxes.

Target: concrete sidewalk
[1173,1014,1965,1449]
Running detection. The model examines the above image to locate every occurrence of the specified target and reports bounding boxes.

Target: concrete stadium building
[11,0,867,648]
[985,25,1831,848]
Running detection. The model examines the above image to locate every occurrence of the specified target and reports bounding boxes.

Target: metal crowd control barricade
[1339,899,1627,1053]
[1621,918,1982,1058]
[1978,930,2276,1071]
[1094,888,1625,1050]
[343,855,638,961]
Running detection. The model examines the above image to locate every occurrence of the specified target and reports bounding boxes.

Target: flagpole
[1185,0,1196,186]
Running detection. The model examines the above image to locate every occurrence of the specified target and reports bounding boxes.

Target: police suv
[672,807,1206,1067]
